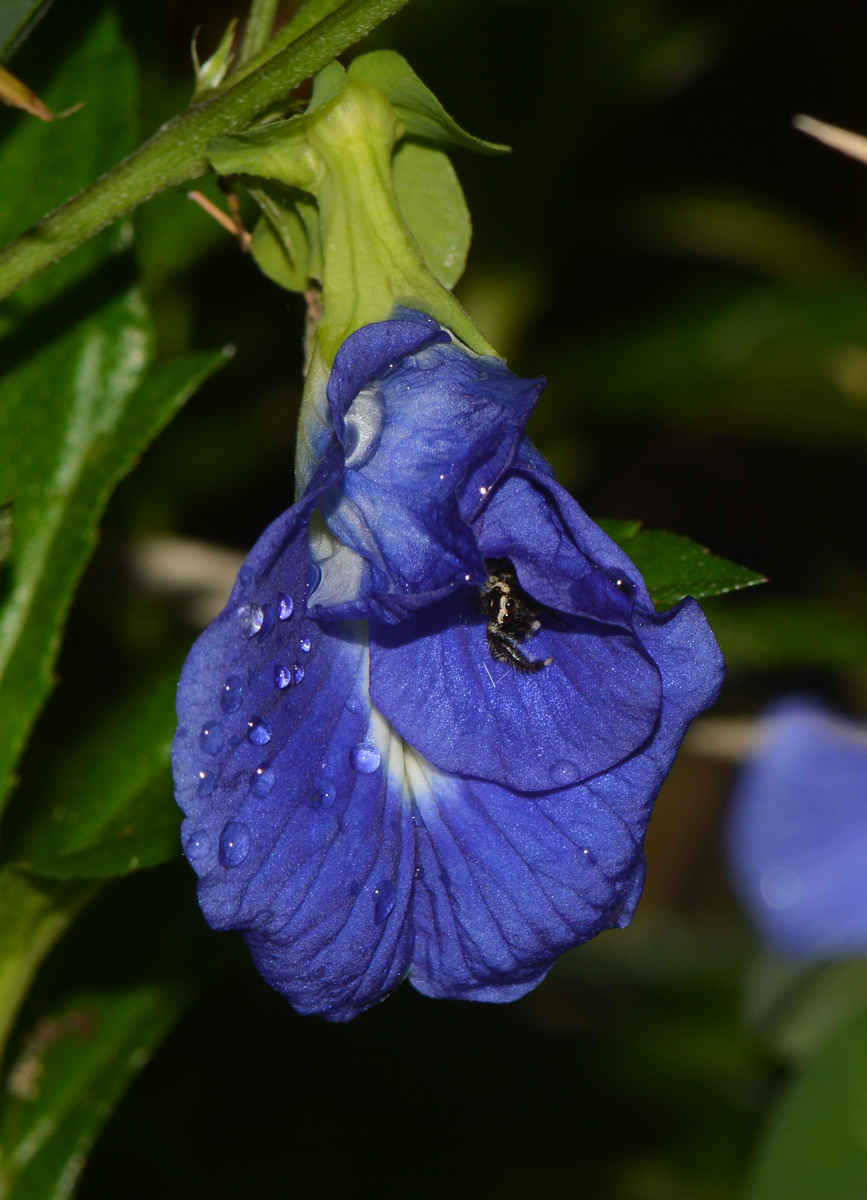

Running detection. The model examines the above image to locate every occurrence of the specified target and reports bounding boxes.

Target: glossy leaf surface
[598,519,765,610]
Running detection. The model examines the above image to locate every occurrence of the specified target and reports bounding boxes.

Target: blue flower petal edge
[173,313,724,1021]
[728,698,867,958]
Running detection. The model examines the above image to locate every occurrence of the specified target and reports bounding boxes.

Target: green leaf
[597,519,766,609]
[0,289,227,814]
[745,956,867,1064]
[0,982,190,1199]
[0,0,51,60]
[702,598,867,668]
[746,1004,867,1200]
[4,667,183,879]
[393,141,471,289]
[0,11,139,316]
[0,501,11,567]
[347,50,509,155]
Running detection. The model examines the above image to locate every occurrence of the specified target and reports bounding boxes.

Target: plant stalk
[0,0,412,304]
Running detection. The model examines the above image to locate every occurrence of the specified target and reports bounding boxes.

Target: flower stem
[0,0,413,304]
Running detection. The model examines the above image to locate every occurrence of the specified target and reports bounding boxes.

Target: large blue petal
[728,699,867,958]
[173,503,416,1021]
[405,595,722,999]
[368,466,671,792]
[310,319,545,623]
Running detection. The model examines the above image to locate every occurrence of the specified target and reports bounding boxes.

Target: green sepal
[598,519,766,610]
[393,140,471,289]
[208,116,322,191]
[308,59,347,112]
[347,50,509,155]
[247,181,313,293]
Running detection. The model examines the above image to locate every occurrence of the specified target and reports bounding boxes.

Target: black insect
[477,558,554,674]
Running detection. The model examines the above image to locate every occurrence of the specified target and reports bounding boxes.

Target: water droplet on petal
[220,674,244,713]
[257,603,276,639]
[274,664,292,689]
[197,769,215,797]
[277,593,294,620]
[550,759,581,785]
[219,821,250,867]
[294,664,305,684]
[247,717,271,746]
[310,779,336,808]
[238,603,264,638]
[199,722,224,755]
[299,635,311,653]
[345,697,362,715]
[373,879,395,925]
[184,830,210,860]
[251,763,275,797]
[350,742,381,774]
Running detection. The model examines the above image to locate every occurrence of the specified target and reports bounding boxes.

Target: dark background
[12,0,867,1195]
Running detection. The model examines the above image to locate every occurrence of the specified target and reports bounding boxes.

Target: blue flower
[172,313,724,1021]
[728,698,867,958]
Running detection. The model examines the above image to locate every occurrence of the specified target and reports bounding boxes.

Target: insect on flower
[478,558,554,673]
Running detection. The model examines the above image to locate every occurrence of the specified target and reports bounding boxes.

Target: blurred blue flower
[172,313,724,1021]
[728,698,867,958]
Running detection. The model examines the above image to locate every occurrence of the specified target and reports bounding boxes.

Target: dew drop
[345,697,362,715]
[274,664,292,690]
[251,763,275,797]
[299,635,311,654]
[257,603,276,640]
[197,769,215,797]
[277,593,294,621]
[550,759,581,785]
[373,879,395,925]
[184,830,210,860]
[294,663,305,684]
[219,821,250,867]
[350,742,381,774]
[247,717,272,746]
[309,779,336,808]
[199,722,224,755]
[220,674,244,713]
[238,603,264,638]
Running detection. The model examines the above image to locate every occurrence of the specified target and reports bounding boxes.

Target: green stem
[0,0,412,304]
[0,869,99,1064]
[225,0,348,89]
[238,0,281,67]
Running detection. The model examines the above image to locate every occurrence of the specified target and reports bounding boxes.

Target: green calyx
[208,51,509,363]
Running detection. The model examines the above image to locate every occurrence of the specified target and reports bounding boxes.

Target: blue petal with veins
[174,312,724,1021]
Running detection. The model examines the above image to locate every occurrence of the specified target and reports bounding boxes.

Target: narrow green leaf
[0,11,138,316]
[0,297,226,814]
[347,50,509,155]
[746,1004,867,1200]
[0,0,51,60]
[0,868,96,1061]
[393,141,471,289]
[598,519,766,609]
[0,982,190,1200]
[192,18,239,102]
[4,667,183,880]
[0,502,11,567]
